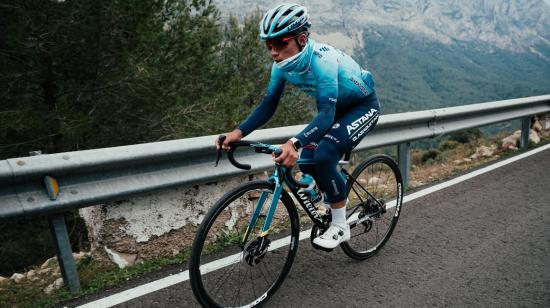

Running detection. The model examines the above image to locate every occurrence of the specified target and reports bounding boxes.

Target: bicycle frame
[241,167,314,245]
[242,161,390,246]
[243,160,346,243]
[217,138,390,247]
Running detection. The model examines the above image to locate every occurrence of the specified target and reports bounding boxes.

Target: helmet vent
[275,8,301,32]
[266,12,277,32]
[260,3,309,39]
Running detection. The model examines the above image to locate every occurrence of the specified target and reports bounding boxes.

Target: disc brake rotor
[243,237,270,266]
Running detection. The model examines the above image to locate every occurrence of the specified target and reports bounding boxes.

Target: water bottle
[299,174,322,204]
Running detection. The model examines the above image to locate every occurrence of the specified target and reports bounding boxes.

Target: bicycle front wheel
[189,180,300,307]
[341,154,404,260]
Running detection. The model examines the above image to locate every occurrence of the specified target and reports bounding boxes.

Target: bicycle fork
[241,168,284,247]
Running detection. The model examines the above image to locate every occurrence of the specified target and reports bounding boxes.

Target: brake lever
[215,135,226,167]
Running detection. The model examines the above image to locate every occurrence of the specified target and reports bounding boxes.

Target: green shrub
[439,140,460,151]
[411,150,424,165]
[447,128,482,144]
[424,158,436,165]
[421,149,441,163]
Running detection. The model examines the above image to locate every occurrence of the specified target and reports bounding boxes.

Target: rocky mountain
[214,0,550,58]
[214,0,549,114]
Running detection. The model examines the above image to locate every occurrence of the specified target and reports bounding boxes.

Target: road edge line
[77,143,550,307]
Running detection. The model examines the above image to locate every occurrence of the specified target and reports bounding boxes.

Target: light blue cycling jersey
[238,39,376,146]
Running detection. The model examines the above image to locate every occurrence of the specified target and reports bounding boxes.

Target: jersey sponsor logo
[324,134,340,143]
[319,46,330,52]
[328,97,337,102]
[346,108,378,135]
[288,16,306,31]
[304,126,318,138]
[331,179,340,195]
[351,114,378,142]
[349,77,371,97]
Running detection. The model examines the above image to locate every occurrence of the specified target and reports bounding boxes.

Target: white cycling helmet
[260,3,311,40]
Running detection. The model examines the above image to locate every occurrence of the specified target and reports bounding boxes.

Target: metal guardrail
[1,94,549,291]
[2,95,549,221]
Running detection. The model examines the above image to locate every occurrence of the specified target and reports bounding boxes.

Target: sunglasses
[265,35,299,50]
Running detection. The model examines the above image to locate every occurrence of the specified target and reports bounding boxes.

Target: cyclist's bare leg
[331,200,345,209]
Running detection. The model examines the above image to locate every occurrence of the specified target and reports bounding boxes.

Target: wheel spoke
[190,182,298,307]
[211,261,237,297]
[249,263,258,302]
[364,226,369,251]
[259,262,273,285]
[375,219,379,245]
[232,261,245,306]
[375,166,382,196]
[341,156,403,259]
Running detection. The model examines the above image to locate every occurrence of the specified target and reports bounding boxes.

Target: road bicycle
[189,137,403,307]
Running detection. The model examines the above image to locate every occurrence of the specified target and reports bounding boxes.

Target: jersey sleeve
[238,65,286,137]
[295,53,339,145]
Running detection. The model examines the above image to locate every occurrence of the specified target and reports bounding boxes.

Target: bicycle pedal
[311,242,334,252]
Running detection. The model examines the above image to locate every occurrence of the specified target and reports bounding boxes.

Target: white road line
[403,142,550,203]
[77,143,550,308]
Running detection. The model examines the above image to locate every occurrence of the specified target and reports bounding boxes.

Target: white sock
[331,206,347,230]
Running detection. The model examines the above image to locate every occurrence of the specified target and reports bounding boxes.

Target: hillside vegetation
[0,0,311,160]
[355,26,550,114]
[2,2,549,160]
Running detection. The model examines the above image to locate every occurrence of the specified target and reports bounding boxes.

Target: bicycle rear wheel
[341,154,403,260]
[189,180,300,307]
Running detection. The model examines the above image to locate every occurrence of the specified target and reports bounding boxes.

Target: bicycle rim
[341,154,403,260]
[189,180,300,307]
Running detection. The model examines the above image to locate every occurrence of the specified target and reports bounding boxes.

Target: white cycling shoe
[313,224,351,249]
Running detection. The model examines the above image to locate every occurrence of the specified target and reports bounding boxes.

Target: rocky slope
[214,0,550,57]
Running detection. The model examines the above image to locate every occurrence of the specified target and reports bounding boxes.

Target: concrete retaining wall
[79,172,266,266]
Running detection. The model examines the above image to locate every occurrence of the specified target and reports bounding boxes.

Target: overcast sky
[545,0,550,6]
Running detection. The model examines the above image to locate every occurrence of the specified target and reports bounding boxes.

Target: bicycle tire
[340,154,403,260]
[189,180,300,307]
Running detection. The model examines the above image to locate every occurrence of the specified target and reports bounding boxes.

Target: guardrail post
[28,151,81,293]
[397,142,410,188]
[48,213,81,292]
[520,117,531,149]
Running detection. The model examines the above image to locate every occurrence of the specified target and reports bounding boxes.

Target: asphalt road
[68,148,550,307]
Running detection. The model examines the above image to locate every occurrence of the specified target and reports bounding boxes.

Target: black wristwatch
[289,137,302,151]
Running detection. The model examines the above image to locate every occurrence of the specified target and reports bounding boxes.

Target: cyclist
[217,3,380,249]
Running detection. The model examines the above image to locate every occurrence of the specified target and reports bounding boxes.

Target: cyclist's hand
[216,129,243,151]
[275,140,299,168]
